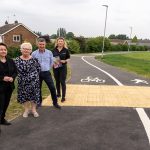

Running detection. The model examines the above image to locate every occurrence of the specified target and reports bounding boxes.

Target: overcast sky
[0,0,150,39]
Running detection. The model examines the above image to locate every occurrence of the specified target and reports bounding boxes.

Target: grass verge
[96,52,150,78]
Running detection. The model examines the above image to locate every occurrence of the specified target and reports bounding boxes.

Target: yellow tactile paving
[42,84,150,108]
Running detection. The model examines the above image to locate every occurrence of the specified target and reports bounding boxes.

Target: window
[13,35,20,42]
[0,36,2,42]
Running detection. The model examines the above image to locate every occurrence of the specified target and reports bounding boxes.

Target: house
[137,39,150,47]
[0,21,39,47]
[110,39,137,46]
[110,39,150,48]
[110,39,126,45]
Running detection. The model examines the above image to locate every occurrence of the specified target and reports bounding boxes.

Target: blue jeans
[39,71,57,105]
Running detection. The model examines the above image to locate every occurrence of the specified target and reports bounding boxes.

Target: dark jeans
[39,71,57,105]
[0,86,13,122]
[53,65,67,98]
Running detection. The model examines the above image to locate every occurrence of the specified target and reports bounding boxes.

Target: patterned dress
[15,57,41,105]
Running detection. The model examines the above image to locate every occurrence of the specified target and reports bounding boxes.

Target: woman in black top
[0,43,17,125]
[53,37,70,102]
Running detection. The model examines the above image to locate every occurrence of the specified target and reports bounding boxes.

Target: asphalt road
[69,55,150,86]
[0,107,149,150]
[0,54,150,150]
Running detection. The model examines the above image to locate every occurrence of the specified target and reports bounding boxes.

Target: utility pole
[128,26,132,52]
[101,5,108,58]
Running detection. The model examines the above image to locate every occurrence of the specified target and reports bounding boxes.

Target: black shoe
[61,98,65,102]
[1,119,11,125]
[57,94,61,98]
[53,103,61,109]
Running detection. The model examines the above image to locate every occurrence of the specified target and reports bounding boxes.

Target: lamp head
[102,5,108,7]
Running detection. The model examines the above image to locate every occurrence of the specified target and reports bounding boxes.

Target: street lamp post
[128,26,132,52]
[101,5,108,58]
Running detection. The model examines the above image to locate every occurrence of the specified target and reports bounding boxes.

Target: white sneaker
[32,112,39,118]
[23,111,29,118]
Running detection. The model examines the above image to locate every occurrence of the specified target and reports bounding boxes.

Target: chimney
[14,20,18,24]
[5,20,8,25]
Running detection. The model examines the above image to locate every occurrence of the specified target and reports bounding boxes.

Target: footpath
[43,84,150,108]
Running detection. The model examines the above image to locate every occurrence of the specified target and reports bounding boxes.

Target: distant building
[0,21,39,47]
[110,39,126,45]
[137,39,150,47]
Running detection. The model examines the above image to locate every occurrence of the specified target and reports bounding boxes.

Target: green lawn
[6,65,71,120]
[96,52,150,78]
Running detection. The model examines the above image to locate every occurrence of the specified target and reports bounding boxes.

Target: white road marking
[81,56,123,86]
[136,108,150,144]
[131,79,149,84]
[82,55,150,145]
[81,76,105,83]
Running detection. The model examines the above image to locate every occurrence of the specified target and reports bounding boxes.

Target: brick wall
[4,25,38,47]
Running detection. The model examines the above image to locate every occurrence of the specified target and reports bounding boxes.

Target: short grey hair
[37,38,46,43]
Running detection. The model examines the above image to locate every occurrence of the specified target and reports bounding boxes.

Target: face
[21,47,32,57]
[0,45,7,58]
[57,39,64,48]
[38,41,46,50]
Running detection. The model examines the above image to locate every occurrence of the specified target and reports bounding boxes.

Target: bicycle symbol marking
[81,76,105,83]
[131,79,149,84]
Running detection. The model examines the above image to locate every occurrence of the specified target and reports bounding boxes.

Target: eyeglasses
[22,48,31,50]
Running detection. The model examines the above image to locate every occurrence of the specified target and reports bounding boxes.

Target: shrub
[67,40,80,54]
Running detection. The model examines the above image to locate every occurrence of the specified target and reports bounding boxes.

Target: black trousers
[39,71,57,105]
[0,86,13,122]
[53,65,67,98]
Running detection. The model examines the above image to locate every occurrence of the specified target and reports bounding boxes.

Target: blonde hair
[54,37,68,49]
[20,42,32,50]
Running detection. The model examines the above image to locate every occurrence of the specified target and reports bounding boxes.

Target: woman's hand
[60,60,66,63]
[3,76,13,82]
[8,77,13,82]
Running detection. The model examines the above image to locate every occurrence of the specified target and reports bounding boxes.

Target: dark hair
[0,43,7,49]
[37,38,46,43]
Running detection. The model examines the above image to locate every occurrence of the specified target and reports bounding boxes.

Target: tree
[57,28,66,37]
[108,34,129,40]
[39,35,50,43]
[74,36,86,53]
[66,32,74,39]
[132,35,138,43]
[50,34,57,39]
[34,31,42,36]
[108,34,116,39]
[116,34,129,40]
[86,37,111,53]
[68,40,80,54]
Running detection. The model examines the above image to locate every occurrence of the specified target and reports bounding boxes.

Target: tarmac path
[1,54,150,150]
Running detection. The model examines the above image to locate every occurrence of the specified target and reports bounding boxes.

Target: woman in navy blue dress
[15,42,41,118]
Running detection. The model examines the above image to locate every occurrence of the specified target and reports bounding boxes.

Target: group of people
[0,37,70,125]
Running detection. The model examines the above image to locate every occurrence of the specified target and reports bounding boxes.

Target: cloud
[0,0,150,38]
